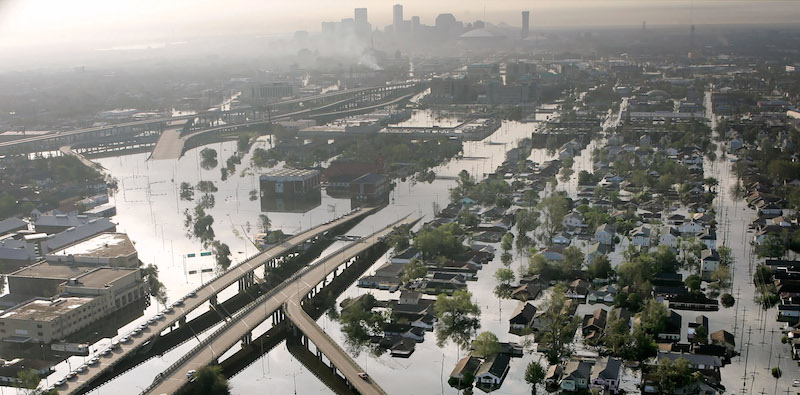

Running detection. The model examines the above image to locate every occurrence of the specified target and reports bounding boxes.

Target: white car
[793,379,800,387]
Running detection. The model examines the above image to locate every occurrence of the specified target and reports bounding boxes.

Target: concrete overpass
[149,82,425,160]
[0,82,422,156]
[55,206,378,395]
[141,216,415,395]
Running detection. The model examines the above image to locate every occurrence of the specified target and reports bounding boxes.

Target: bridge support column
[241,332,253,346]
[210,295,218,307]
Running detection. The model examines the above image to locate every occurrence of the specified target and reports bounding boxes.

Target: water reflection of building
[260,190,321,213]
[259,168,322,213]
[350,173,389,202]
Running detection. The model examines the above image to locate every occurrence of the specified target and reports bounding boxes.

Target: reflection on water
[260,189,322,213]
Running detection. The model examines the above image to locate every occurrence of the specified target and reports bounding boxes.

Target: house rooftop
[0,218,27,236]
[475,353,510,379]
[591,357,621,380]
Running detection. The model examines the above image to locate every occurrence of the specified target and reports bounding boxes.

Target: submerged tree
[186,366,231,395]
[199,148,218,169]
[142,264,168,307]
[402,259,428,283]
[524,361,546,395]
[471,331,501,358]
[434,290,481,349]
[213,241,232,270]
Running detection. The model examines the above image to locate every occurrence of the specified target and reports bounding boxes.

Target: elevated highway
[0,82,421,155]
[56,206,378,395]
[142,216,415,395]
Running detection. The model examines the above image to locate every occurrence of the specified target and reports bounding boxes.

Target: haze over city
[0,1,799,395]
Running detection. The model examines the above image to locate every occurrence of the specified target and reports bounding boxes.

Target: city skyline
[2,0,800,51]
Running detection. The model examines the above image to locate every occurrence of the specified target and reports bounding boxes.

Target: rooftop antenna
[689,0,696,55]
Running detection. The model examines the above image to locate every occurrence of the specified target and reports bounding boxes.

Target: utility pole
[739,307,747,356]
[742,326,752,395]
[767,328,776,370]
[733,287,741,336]
[775,353,782,395]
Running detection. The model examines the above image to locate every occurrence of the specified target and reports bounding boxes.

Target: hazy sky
[1,0,798,50]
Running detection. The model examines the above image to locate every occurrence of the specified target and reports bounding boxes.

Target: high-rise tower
[521,11,530,39]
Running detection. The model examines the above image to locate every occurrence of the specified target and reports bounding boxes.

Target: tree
[717,245,734,267]
[199,148,218,170]
[655,357,695,394]
[685,274,702,293]
[494,268,515,286]
[537,193,569,246]
[402,259,428,282]
[386,224,412,251]
[694,325,708,344]
[587,255,613,279]
[515,209,540,236]
[637,299,668,335]
[720,293,735,308]
[501,233,514,252]
[457,210,480,227]
[450,170,476,202]
[434,291,481,349]
[562,246,585,272]
[617,254,658,289]
[540,284,579,364]
[652,245,680,273]
[236,134,251,152]
[187,365,231,395]
[16,369,42,395]
[758,234,786,259]
[472,332,501,357]
[754,264,774,288]
[494,268,516,299]
[338,294,388,353]
[709,265,731,292]
[413,223,465,260]
[601,309,628,355]
[179,182,194,201]
[524,361,546,394]
[196,180,218,195]
[258,214,271,233]
[772,367,782,378]
[142,264,167,307]
[213,241,232,270]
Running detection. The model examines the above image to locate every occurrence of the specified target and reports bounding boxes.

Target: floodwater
[40,107,563,395]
